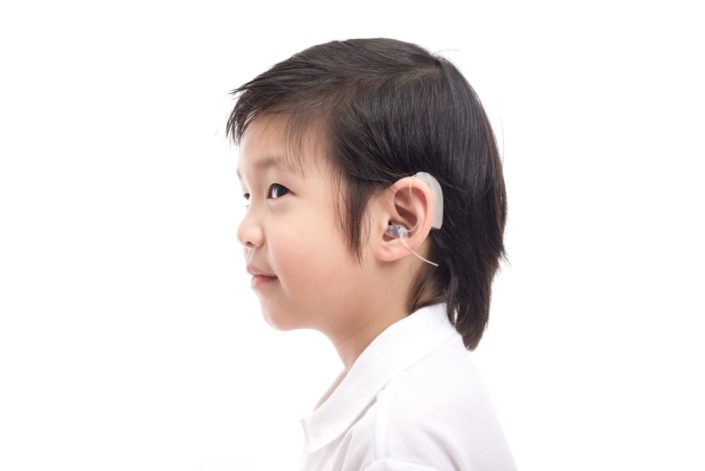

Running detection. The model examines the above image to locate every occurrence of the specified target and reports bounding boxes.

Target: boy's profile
[227,38,515,470]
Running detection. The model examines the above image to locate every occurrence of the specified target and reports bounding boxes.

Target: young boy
[229,38,515,470]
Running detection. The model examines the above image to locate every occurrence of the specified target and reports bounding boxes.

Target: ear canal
[386,224,407,238]
[385,223,437,267]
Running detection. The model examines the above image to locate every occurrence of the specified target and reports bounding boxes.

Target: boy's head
[229,38,506,352]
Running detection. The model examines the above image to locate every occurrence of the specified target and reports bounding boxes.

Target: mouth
[251,274,278,289]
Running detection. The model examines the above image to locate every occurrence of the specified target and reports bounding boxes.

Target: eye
[242,183,289,208]
[268,183,290,199]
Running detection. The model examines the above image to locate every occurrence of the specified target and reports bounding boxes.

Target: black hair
[226,38,507,350]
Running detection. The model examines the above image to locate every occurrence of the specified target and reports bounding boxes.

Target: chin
[260,306,303,332]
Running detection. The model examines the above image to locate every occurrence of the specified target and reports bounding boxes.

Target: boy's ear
[373,176,436,263]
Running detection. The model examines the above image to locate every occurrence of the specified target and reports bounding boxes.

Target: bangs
[228,100,338,182]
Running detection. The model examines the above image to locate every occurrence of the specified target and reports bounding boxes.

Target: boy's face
[236,115,377,333]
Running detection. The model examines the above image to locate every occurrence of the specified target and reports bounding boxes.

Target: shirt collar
[299,302,458,453]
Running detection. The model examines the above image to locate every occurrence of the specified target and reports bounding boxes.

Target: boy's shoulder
[381,334,494,423]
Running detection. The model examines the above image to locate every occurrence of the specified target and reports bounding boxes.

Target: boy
[230,38,515,470]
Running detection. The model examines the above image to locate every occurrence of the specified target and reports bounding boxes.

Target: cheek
[267,216,315,269]
[271,216,352,285]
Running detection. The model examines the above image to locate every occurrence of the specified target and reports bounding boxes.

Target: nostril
[237,216,264,249]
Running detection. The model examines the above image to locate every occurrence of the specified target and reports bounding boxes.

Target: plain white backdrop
[1,1,703,469]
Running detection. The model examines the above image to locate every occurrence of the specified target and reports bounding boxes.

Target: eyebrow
[236,156,290,182]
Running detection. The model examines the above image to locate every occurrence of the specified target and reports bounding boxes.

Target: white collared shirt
[298,302,516,471]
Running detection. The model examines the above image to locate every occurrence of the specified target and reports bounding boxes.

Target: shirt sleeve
[361,458,441,471]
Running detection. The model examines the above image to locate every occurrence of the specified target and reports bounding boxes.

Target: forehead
[236,114,331,181]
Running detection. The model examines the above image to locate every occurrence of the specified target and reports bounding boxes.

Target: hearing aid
[385,172,443,267]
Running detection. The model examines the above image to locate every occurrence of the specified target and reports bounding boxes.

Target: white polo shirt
[298,302,516,471]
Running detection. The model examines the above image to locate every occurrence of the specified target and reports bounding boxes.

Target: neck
[327,250,436,370]
[330,297,408,371]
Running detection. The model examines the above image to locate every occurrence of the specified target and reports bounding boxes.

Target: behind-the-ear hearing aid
[386,172,443,268]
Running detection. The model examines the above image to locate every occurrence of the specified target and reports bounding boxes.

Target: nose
[237,210,264,249]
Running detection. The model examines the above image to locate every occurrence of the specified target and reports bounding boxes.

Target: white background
[1,1,703,470]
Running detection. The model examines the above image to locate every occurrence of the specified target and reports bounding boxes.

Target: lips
[248,265,277,290]
[246,264,277,278]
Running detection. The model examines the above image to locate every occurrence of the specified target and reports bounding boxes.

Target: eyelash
[243,183,290,205]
